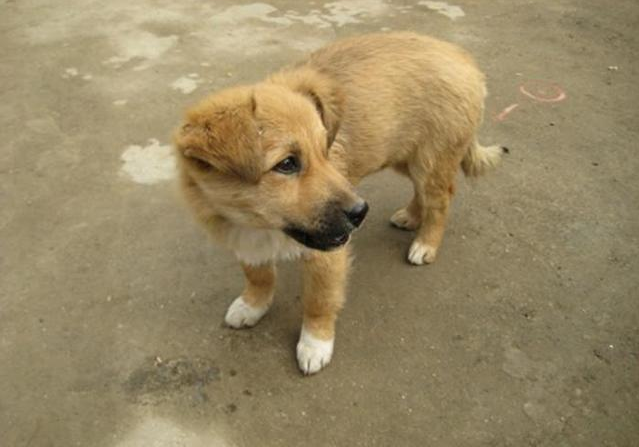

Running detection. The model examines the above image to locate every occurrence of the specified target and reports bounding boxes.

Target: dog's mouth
[283,226,352,251]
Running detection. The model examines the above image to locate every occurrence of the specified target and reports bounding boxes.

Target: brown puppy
[174,32,502,374]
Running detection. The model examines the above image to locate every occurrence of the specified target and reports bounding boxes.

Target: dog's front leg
[297,246,350,375]
[225,262,276,328]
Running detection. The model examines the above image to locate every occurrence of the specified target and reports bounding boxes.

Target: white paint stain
[419,1,465,20]
[323,0,389,27]
[284,9,332,28]
[277,0,390,28]
[120,139,176,185]
[62,67,95,80]
[36,1,417,86]
[171,75,201,94]
[26,1,412,78]
[198,1,394,56]
[113,99,128,106]
[203,2,299,54]
[62,67,79,78]
[103,32,178,67]
[210,3,282,25]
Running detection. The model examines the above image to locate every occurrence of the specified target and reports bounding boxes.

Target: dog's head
[174,70,368,251]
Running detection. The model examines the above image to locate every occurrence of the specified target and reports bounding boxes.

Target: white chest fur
[224,225,307,265]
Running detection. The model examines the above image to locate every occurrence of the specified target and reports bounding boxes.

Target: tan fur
[240,262,276,308]
[301,247,351,341]
[174,32,502,373]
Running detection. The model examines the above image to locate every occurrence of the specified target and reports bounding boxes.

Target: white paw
[390,208,419,231]
[224,296,270,328]
[407,241,438,265]
[296,327,334,375]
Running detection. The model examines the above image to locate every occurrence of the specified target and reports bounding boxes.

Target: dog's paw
[224,296,270,328]
[390,208,419,231]
[296,327,334,375]
[407,240,438,265]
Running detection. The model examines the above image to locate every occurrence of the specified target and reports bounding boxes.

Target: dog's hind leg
[225,262,276,328]
[389,162,421,231]
[390,184,422,231]
[405,149,460,265]
[297,246,351,375]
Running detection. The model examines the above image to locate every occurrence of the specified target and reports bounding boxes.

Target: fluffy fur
[174,32,502,374]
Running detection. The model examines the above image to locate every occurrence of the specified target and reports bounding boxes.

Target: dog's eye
[273,156,301,175]
[190,157,211,170]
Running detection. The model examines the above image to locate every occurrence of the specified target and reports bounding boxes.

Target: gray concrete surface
[2,1,638,446]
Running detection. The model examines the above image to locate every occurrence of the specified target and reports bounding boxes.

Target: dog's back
[297,32,488,180]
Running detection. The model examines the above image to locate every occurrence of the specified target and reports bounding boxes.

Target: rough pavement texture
[2,1,638,446]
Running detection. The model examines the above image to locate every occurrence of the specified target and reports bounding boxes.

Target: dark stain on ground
[123,356,220,404]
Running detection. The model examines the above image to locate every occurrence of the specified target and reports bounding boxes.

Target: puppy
[174,32,502,374]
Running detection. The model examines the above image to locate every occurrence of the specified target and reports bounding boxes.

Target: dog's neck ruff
[224,225,307,266]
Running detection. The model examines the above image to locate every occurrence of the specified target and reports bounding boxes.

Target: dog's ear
[273,68,343,148]
[173,122,218,171]
[305,88,341,149]
[174,91,262,182]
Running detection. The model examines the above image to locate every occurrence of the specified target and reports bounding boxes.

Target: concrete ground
[2,0,638,446]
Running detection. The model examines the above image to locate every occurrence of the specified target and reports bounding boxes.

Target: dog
[174,32,503,375]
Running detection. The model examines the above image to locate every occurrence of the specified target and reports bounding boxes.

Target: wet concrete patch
[123,357,220,404]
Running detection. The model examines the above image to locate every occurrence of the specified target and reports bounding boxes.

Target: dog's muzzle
[284,200,369,251]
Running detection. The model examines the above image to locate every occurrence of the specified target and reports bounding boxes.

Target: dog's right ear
[272,68,343,148]
[174,91,263,182]
[173,123,211,165]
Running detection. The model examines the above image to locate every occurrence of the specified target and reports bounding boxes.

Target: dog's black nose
[345,201,369,228]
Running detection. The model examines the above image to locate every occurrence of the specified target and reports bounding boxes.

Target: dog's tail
[461,140,507,177]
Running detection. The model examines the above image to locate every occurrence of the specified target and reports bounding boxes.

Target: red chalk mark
[519,80,566,103]
[495,103,519,121]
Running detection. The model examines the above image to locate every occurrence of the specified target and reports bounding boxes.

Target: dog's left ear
[274,68,343,148]
[303,82,343,149]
